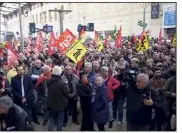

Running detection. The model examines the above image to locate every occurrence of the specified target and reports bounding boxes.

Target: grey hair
[100,66,109,73]
[0,96,13,110]
[42,65,51,71]
[84,62,92,68]
[137,73,149,84]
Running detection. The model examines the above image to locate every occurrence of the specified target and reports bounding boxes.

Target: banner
[94,30,104,52]
[57,29,76,54]
[136,31,149,52]
[158,28,162,45]
[48,32,56,56]
[65,40,87,64]
[35,31,43,52]
[6,43,18,67]
[115,26,122,48]
[172,34,176,47]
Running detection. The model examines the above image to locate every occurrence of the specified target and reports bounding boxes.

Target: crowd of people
[0,36,176,131]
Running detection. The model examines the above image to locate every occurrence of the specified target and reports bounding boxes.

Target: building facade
[5,3,176,39]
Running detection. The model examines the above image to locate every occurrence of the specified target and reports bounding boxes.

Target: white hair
[84,62,92,68]
[101,66,109,73]
[0,96,13,111]
[52,66,62,76]
[137,73,149,84]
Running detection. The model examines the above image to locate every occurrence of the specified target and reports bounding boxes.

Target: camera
[122,69,138,86]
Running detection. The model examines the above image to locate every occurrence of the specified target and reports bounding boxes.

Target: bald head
[35,60,42,68]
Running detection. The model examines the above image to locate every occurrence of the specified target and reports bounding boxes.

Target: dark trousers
[113,97,125,121]
[97,124,105,131]
[80,103,94,131]
[64,98,77,124]
[127,122,150,131]
[48,110,64,131]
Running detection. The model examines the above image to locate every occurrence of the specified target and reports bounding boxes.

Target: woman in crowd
[91,74,109,131]
[76,71,94,131]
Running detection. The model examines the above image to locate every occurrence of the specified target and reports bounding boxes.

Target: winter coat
[62,74,79,99]
[91,83,109,125]
[105,76,120,101]
[4,104,34,131]
[126,85,163,125]
[47,75,69,111]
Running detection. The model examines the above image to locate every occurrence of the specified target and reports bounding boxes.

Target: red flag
[35,72,51,88]
[158,28,162,45]
[56,29,76,54]
[168,33,173,41]
[131,33,136,43]
[6,42,18,67]
[104,35,111,48]
[115,26,122,48]
[48,32,56,56]
[35,31,43,53]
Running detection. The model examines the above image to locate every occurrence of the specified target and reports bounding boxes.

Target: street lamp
[49,6,72,33]
[140,3,149,31]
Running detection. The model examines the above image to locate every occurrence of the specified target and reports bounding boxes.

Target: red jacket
[106,76,120,101]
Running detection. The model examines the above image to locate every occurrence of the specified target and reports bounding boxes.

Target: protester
[0,96,34,131]
[11,65,34,122]
[100,66,120,128]
[62,65,79,126]
[113,64,127,125]
[0,25,176,131]
[76,71,94,131]
[91,74,109,131]
[126,73,163,131]
[7,60,19,84]
[47,66,69,131]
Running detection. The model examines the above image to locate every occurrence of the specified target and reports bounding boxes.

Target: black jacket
[4,104,34,131]
[76,83,92,112]
[47,75,69,111]
[114,74,127,98]
[11,75,34,109]
[126,85,163,125]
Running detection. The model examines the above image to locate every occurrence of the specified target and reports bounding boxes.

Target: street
[33,107,127,131]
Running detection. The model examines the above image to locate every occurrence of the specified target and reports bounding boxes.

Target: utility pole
[49,7,72,33]
[143,8,146,32]
[140,3,149,32]
[19,3,24,49]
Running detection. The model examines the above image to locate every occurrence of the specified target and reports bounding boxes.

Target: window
[49,11,53,22]
[32,15,34,22]
[36,14,38,23]
[101,3,108,13]
[87,4,93,14]
[117,3,127,10]
[54,8,58,21]
[43,11,47,23]
[40,13,42,23]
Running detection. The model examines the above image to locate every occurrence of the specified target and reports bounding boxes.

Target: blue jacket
[91,83,109,125]
[88,71,95,85]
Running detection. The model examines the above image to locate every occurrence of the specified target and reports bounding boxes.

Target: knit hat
[52,66,62,76]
